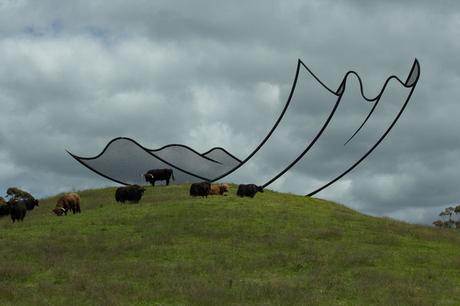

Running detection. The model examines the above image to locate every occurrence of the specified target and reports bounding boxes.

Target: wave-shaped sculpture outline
[302,59,420,196]
[208,59,420,191]
[258,59,420,194]
[66,137,241,183]
[67,59,420,195]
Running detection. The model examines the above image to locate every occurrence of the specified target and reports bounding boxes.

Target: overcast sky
[0,0,459,224]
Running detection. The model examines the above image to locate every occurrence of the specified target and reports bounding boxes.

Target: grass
[1,184,460,305]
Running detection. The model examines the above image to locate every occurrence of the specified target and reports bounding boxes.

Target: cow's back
[190,182,210,197]
[66,193,80,205]
[209,184,221,195]
[237,184,246,197]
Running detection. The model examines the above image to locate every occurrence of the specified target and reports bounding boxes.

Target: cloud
[0,1,458,225]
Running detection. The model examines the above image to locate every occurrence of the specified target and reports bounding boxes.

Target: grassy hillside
[1,184,460,306]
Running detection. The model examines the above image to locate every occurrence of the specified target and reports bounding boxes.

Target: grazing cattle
[52,207,67,216]
[0,197,7,216]
[1,194,38,219]
[237,184,264,198]
[9,199,26,222]
[115,185,145,203]
[144,169,175,186]
[0,198,9,217]
[53,193,81,216]
[209,183,229,196]
[53,201,68,216]
[189,182,211,197]
[18,198,39,211]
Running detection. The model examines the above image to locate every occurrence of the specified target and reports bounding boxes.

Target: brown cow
[53,192,81,216]
[209,183,229,196]
[52,206,67,216]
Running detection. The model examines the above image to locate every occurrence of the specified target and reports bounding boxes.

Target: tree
[455,205,460,219]
[439,211,448,222]
[445,207,455,228]
[435,206,458,228]
[6,187,33,200]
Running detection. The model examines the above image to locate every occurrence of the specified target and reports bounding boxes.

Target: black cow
[18,198,39,210]
[144,169,175,186]
[0,203,9,217]
[0,197,8,217]
[9,200,27,222]
[115,185,146,203]
[189,182,211,197]
[1,197,38,220]
[237,184,264,198]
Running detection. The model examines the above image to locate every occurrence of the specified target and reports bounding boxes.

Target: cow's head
[220,184,229,194]
[52,207,66,216]
[143,173,154,181]
[132,184,146,193]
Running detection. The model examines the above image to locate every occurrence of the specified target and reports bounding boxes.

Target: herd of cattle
[115,169,264,203]
[0,187,39,222]
[0,168,264,223]
[0,187,82,222]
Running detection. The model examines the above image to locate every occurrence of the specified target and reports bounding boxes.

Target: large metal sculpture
[68,59,420,195]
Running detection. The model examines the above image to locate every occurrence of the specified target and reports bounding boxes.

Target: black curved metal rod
[306,59,420,196]
[66,149,134,186]
[261,80,345,189]
[301,60,414,146]
[70,137,222,164]
[68,58,304,185]
[344,100,379,146]
[209,58,303,182]
[261,59,419,190]
[67,58,419,192]
[298,60,338,95]
[148,143,243,164]
[201,147,243,163]
[68,58,304,186]
[66,137,213,184]
[298,61,410,99]
[341,69,413,145]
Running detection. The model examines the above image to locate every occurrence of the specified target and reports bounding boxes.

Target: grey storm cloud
[0,0,459,224]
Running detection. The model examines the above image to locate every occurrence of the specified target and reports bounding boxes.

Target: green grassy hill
[1,184,459,306]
